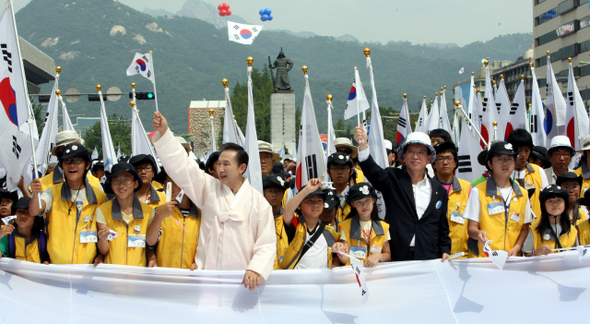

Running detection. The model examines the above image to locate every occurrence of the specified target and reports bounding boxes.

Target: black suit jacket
[359,155,451,261]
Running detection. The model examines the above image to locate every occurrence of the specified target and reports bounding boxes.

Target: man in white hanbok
[152,112,276,290]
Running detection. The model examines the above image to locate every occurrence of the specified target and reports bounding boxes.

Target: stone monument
[269,48,296,155]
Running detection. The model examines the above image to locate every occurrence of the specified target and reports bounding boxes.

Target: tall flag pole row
[244,57,262,193]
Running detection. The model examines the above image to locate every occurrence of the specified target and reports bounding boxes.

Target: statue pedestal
[270,93,296,156]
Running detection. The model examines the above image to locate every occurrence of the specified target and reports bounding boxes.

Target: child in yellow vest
[465,142,532,258]
[335,183,391,267]
[0,197,49,264]
[29,143,106,265]
[522,185,577,256]
[262,174,289,270]
[556,172,588,227]
[146,168,201,269]
[280,178,345,269]
[96,163,155,267]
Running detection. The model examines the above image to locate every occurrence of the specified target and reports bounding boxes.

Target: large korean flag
[0,1,33,190]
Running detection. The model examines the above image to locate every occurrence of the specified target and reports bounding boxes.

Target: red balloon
[219,9,227,16]
[217,4,223,10]
[226,9,232,16]
[222,2,230,10]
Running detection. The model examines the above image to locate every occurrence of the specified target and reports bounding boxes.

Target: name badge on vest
[79,229,98,243]
[510,212,521,223]
[487,202,505,215]
[450,211,465,224]
[350,245,367,260]
[128,234,146,248]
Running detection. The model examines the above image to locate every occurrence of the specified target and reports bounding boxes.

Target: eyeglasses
[63,158,84,165]
[561,184,580,191]
[406,150,428,157]
[135,166,153,172]
[492,157,515,163]
[553,153,572,158]
[435,156,454,163]
[330,166,350,172]
[112,178,133,185]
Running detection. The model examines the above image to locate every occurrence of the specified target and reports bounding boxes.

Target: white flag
[452,107,460,144]
[483,240,508,270]
[131,102,160,172]
[0,1,34,190]
[529,65,547,147]
[91,147,99,160]
[494,78,511,141]
[98,88,117,172]
[415,97,428,133]
[396,95,413,144]
[244,66,262,193]
[480,65,496,146]
[57,93,74,131]
[505,78,528,140]
[126,52,155,83]
[35,76,59,175]
[338,252,369,303]
[326,99,336,159]
[227,21,263,45]
[467,74,476,130]
[565,60,590,150]
[295,73,326,190]
[427,93,440,131]
[222,86,243,146]
[366,58,388,169]
[459,67,464,74]
[344,69,370,121]
[546,53,565,143]
[439,89,452,135]
[456,117,486,183]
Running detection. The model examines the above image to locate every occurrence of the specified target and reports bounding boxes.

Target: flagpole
[355,67,361,127]
[456,101,489,148]
[8,0,41,207]
[149,51,159,112]
[209,109,217,152]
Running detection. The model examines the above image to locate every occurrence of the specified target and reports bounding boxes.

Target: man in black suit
[354,126,451,261]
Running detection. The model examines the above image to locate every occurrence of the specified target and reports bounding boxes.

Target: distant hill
[16,0,532,135]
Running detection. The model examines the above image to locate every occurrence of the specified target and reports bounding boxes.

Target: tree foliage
[83,114,131,158]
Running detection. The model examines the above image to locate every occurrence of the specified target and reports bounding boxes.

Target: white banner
[1,252,589,322]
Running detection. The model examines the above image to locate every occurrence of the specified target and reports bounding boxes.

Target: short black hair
[220,143,249,170]
[429,129,452,143]
[507,128,533,149]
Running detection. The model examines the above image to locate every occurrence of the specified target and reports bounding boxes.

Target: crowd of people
[1,111,589,291]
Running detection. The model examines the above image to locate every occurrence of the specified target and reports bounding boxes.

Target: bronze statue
[269,48,293,93]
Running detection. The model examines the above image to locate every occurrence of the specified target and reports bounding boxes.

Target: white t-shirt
[295,226,329,270]
[340,220,391,242]
[41,187,87,215]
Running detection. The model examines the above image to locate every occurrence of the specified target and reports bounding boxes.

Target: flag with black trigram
[227,21,263,45]
[457,120,486,183]
[0,2,35,190]
[396,96,412,144]
[504,79,527,141]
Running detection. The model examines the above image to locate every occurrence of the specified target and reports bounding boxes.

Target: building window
[538,8,559,25]
[557,0,574,15]
[537,30,559,46]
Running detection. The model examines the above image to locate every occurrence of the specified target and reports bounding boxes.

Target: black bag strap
[297,222,326,264]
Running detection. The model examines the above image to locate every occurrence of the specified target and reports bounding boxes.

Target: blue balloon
[264,8,272,15]
[259,8,265,15]
[268,14,273,21]
[261,14,269,21]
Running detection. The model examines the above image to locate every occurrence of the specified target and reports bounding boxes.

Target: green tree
[230,65,274,142]
[83,114,131,158]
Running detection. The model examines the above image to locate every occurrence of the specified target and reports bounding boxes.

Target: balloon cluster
[218,3,231,16]
[259,8,273,21]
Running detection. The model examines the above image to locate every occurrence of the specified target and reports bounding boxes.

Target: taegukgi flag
[227,21,263,45]
[126,52,155,83]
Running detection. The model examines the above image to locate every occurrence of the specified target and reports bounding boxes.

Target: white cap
[548,135,575,155]
[397,132,436,163]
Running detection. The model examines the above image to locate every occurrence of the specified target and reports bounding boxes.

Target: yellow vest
[156,204,200,269]
[100,197,153,267]
[279,219,336,269]
[9,233,43,263]
[531,222,577,252]
[40,169,101,192]
[46,181,106,264]
[574,165,590,198]
[355,168,365,183]
[469,178,528,258]
[145,185,167,209]
[447,177,471,256]
[579,219,590,245]
[338,217,390,266]
[273,210,289,270]
[335,204,352,223]
[516,163,543,221]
